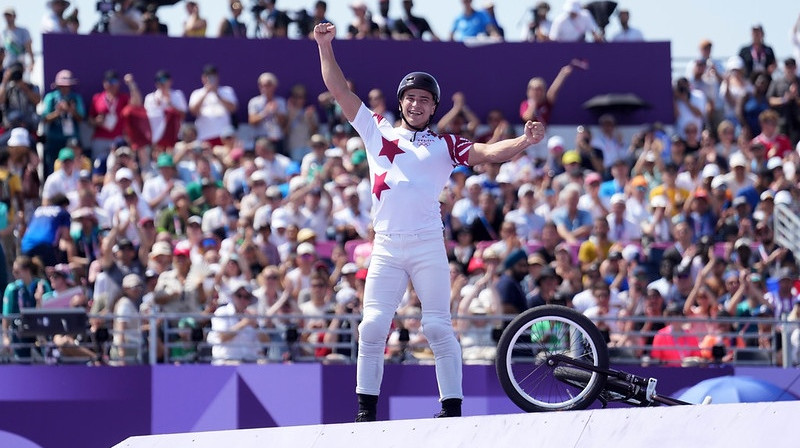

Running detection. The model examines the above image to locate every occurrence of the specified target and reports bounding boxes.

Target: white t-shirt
[188,86,238,141]
[144,89,188,143]
[349,103,471,234]
[612,27,644,42]
[548,11,599,42]
[247,95,288,140]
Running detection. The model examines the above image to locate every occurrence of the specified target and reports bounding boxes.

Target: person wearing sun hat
[41,68,85,178]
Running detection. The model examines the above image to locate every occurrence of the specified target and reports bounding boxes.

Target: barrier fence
[1,310,795,368]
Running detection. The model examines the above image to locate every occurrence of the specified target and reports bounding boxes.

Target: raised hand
[524,121,545,145]
[314,23,336,44]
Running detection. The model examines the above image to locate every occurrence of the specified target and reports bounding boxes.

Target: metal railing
[0,311,795,367]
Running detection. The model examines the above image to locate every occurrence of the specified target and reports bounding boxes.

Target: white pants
[356,230,463,401]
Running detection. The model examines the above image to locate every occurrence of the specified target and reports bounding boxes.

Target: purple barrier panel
[42,34,673,128]
[0,366,151,448]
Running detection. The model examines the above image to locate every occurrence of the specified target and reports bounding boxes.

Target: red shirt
[650,325,701,366]
[754,133,792,159]
[519,98,553,126]
[89,91,130,139]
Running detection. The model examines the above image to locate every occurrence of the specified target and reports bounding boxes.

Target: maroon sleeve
[444,133,473,167]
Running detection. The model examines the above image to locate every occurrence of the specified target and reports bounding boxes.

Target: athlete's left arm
[468,120,545,165]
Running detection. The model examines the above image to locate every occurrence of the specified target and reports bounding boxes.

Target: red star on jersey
[372,171,390,200]
[373,112,386,123]
[378,137,404,163]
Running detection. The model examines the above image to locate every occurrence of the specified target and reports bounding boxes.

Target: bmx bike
[495,305,691,412]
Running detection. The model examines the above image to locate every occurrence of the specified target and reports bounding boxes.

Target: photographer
[41,69,86,179]
[0,62,41,134]
[107,0,143,35]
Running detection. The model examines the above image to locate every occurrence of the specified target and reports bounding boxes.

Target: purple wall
[42,34,672,127]
[0,364,796,448]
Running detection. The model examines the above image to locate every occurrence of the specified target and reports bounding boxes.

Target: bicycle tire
[495,305,609,412]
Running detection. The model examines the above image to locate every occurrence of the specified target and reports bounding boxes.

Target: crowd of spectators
[1,1,800,367]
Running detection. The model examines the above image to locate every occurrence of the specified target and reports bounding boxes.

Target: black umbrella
[582,93,649,113]
[136,0,181,11]
[584,1,618,31]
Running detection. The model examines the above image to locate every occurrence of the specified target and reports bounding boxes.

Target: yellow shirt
[649,185,689,217]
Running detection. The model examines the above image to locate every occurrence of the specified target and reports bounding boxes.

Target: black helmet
[396,72,440,104]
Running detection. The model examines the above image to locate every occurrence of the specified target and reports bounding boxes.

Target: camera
[8,63,23,82]
[96,0,118,13]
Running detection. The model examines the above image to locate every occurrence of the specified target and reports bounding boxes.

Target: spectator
[321,286,360,361]
[2,9,33,73]
[218,0,247,38]
[108,0,143,35]
[737,24,777,77]
[373,0,398,39]
[248,72,288,155]
[346,1,379,39]
[256,0,291,39]
[519,64,574,162]
[110,273,144,365]
[719,56,752,127]
[367,88,395,129]
[482,2,504,39]
[41,0,71,34]
[183,1,207,37]
[629,282,667,357]
[436,92,480,139]
[89,70,142,162]
[0,61,40,135]
[578,217,612,269]
[649,303,701,366]
[551,183,592,244]
[449,0,500,42]
[738,73,772,138]
[527,265,563,309]
[522,2,551,42]
[495,249,529,314]
[548,0,602,42]
[188,64,238,146]
[285,84,320,161]
[41,69,85,179]
[309,1,334,37]
[611,9,643,42]
[42,148,79,203]
[395,0,439,41]
[143,70,187,151]
[2,255,48,361]
[505,183,545,242]
[673,77,707,141]
[207,279,268,365]
[583,281,625,345]
[766,59,800,146]
[20,193,72,267]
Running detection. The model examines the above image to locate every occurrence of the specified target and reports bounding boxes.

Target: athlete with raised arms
[313,22,545,421]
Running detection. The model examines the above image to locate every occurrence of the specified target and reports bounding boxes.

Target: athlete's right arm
[314,23,361,122]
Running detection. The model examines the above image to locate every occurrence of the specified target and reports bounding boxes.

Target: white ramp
[116,401,798,448]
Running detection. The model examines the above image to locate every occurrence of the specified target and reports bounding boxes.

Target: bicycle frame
[549,353,692,407]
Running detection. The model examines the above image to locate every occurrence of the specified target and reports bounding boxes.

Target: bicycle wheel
[495,305,609,412]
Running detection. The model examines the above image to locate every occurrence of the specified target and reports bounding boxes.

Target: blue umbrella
[678,375,798,404]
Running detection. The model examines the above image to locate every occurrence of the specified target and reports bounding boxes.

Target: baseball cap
[355,268,368,280]
[701,164,720,179]
[774,190,792,205]
[467,257,485,274]
[730,152,747,168]
[693,189,709,199]
[585,172,602,185]
[58,148,75,161]
[465,176,482,189]
[230,279,253,295]
[336,287,358,305]
[297,242,316,256]
[650,195,668,209]
[122,274,143,289]
[187,215,203,226]
[631,175,648,188]
[760,190,775,201]
[547,135,565,152]
[297,228,317,243]
[150,241,173,257]
[710,175,727,190]
[766,157,783,171]
[346,136,364,152]
[517,183,535,198]
[156,153,174,168]
[528,253,546,266]
[7,127,30,147]
[732,196,748,207]
[562,150,581,165]
[173,239,192,256]
[610,193,626,205]
[341,262,358,275]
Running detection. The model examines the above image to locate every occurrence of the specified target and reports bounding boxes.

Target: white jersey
[350,104,471,234]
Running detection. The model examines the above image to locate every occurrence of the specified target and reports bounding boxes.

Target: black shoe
[433,409,461,418]
[434,398,462,418]
[355,410,376,422]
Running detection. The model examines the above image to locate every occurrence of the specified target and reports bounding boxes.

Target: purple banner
[42,34,672,126]
[1,364,796,448]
